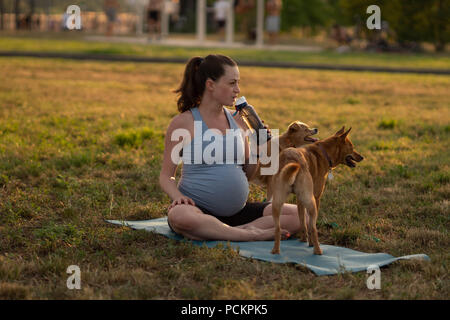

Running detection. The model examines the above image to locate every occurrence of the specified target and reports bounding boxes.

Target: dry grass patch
[0,57,448,299]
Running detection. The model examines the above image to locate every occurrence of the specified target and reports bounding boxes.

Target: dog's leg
[296,200,308,243]
[315,197,320,212]
[271,201,282,254]
[271,163,300,254]
[271,185,289,254]
[305,198,322,255]
[266,181,273,202]
[296,174,321,253]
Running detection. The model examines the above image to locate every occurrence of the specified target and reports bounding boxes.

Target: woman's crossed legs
[167,203,306,241]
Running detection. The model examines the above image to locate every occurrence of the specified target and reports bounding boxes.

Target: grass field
[0,55,449,299]
[1,34,450,70]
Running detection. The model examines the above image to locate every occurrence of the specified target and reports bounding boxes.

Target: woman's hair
[174,54,237,113]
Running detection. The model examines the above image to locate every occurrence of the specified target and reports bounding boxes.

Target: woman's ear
[205,78,216,91]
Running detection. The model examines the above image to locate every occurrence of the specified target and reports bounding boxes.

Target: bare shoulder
[167,110,193,133]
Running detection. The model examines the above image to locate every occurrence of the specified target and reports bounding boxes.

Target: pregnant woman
[159,54,303,241]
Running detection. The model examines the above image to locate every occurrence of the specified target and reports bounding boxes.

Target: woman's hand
[168,196,196,211]
[261,120,272,137]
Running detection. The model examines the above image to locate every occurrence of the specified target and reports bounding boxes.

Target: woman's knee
[276,204,302,232]
[282,204,300,216]
[263,203,298,217]
[168,205,201,232]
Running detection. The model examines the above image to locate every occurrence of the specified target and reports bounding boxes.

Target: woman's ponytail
[174,55,237,113]
[174,57,204,113]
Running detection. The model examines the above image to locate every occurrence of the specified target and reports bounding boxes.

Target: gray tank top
[178,107,249,216]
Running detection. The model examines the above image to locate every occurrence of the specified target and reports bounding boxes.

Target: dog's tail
[280,163,301,186]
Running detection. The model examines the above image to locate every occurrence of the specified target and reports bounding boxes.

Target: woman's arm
[159,114,195,206]
[233,113,260,180]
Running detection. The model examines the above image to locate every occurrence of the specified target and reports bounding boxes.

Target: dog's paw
[271,247,280,254]
[314,247,323,255]
[298,232,308,243]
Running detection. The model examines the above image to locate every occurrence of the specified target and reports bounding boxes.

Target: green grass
[0,56,449,299]
[1,34,449,70]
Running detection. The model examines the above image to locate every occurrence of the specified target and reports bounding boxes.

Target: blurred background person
[147,0,163,41]
[235,0,255,42]
[213,0,230,41]
[331,23,352,46]
[265,0,282,45]
[104,0,120,36]
[61,11,69,31]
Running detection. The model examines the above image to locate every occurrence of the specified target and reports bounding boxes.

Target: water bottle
[234,96,272,145]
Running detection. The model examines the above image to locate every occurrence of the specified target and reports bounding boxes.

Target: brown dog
[250,121,318,199]
[270,127,364,255]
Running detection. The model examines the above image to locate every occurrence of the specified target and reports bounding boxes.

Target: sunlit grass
[0,57,448,299]
[0,34,449,69]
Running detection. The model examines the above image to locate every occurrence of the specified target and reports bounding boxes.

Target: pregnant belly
[178,164,249,217]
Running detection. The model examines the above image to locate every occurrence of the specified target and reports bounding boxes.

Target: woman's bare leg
[168,204,289,241]
[236,203,307,235]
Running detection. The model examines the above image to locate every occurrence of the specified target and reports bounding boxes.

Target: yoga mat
[106,217,430,276]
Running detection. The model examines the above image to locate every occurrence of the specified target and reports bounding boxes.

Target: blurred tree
[280,0,333,33]
[336,0,379,25]
[383,0,449,52]
[327,0,347,25]
[337,0,449,52]
[0,0,4,29]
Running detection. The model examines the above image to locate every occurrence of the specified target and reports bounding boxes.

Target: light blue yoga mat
[106,217,430,276]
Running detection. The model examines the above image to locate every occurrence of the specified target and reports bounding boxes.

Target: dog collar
[318,144,334,180]
[318,144,333,168]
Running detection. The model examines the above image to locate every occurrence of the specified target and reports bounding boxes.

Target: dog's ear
[339,127,352,139]
[334,126,345,136]
[288,122,300,132]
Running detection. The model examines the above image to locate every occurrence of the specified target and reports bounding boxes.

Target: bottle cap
[235,96,247,107]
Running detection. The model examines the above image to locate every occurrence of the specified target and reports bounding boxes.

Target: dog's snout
[353,152,364,162]
[312,128,318,134]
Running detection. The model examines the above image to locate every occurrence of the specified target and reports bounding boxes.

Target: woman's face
[210,65,241,107]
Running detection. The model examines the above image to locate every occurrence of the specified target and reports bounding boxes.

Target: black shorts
[148,10,160,21]
[216,20,226,29]
[105,8,117,22]
[168,201,271,233]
